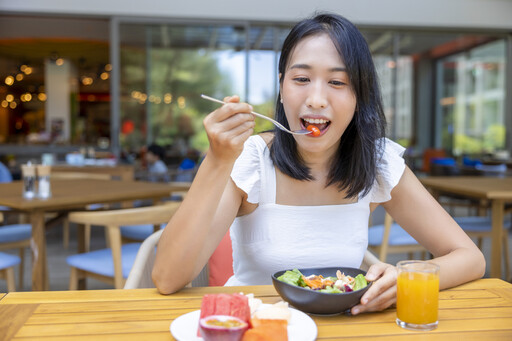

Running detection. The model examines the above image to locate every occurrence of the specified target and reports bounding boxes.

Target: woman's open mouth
[301,117,331,136]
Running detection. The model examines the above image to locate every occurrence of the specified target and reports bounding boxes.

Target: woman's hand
[203,95,255,164]
[350,262,397,315]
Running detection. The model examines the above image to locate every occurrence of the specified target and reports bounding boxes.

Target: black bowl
[272,267,372,315]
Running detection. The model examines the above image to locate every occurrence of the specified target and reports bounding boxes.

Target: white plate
[170,304,317,341]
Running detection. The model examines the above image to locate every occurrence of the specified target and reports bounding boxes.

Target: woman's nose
[305,82,327,109]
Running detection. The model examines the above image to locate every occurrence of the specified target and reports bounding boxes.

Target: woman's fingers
[213,101,253,123]
[203,95,256,162]
[350,263,397,315]
[351,283,396,314]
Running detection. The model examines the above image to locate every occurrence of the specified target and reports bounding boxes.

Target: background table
[0,180,189,291]
[421,176,512,279]
[0,279,511,340]
[51,164,135,181]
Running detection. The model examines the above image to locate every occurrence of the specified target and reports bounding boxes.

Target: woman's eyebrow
[289,64,347,72]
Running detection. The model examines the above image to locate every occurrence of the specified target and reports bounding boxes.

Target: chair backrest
[124,229,163,289]
[421,148,446,173]
[67,201,181,288]
[368,208,426,262]
[360,250,380,271]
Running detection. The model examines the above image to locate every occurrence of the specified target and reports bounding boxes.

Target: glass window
[119,23,246,165]
[437,39,506,155]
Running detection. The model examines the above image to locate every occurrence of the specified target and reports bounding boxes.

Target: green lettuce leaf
[277,269,304,286]
[353,274,368,291]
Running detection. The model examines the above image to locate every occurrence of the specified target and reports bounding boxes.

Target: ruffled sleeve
[230,135,264,204]
[369,138,406,203]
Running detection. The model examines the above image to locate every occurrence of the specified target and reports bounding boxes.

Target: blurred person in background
[146,143,169,182]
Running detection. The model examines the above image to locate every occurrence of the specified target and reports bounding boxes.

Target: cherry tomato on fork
[306,125,321,137]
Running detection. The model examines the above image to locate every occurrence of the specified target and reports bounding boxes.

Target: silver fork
[201,94,311,135]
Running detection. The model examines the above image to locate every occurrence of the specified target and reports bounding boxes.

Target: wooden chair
[66,201,181,289]
[360,250,380,271]
[0,161,31,290]
[0,252,21,292]
[0,225,31,290]
[368,211,427,262]
[124,229,163,289]
[51,171,112,250]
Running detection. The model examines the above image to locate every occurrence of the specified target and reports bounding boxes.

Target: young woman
[153,13,485,315]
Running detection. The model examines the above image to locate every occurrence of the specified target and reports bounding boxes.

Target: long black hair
[269,13,387,199]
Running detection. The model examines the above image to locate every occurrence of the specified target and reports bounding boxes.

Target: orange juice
[397,271,439,325]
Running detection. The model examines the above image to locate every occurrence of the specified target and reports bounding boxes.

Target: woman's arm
[384,167,485,287]
[152,96,255,294]
[352,166,485,314]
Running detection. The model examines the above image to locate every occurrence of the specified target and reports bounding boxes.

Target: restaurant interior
[0,1,511,339]
[0,0,511,289]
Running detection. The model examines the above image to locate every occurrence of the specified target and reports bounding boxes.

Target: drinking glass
[21,163,36,199]
[396,260,440,331]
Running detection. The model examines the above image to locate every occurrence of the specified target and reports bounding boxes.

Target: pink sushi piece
[199,315,249,341]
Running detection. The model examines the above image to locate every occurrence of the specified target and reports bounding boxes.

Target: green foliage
[120,46,232,152]
[454,124,506,154]
[482,124,505,152]
[454,134,482,154]
[252,100,276,134]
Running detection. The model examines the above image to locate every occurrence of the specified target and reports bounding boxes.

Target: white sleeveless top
[224,135,405,286]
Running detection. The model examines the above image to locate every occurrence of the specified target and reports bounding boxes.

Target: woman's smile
[281,33,357,151]
[300,116,331,137]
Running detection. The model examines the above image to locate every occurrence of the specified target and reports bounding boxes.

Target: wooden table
[0,279,511,340]
[51,164,135,181]
[420,176,512,278]
[0,180,190,291]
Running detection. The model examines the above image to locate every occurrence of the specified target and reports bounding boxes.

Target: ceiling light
[4,76,14,86]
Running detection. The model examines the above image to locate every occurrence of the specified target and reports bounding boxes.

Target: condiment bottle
[21,162,37,199]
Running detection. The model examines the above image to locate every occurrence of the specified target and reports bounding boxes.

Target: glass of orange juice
[396,260,440,331]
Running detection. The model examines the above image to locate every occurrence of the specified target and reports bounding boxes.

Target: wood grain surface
[0,279,511,340]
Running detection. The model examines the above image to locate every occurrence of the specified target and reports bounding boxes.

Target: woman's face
[280,33,357,158]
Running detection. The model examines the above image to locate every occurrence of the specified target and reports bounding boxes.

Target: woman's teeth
[303,118,330,124]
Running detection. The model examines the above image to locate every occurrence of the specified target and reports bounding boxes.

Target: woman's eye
[330,80,346,86]
[293,77,309,83]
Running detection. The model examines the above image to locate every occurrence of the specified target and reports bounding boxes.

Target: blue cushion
[454,216,511,232]
[431,157,456,166]
[0,161,13,183]
[87,203,105,210]
[368,224,419,246]
[0,224,32,243]
[66,243,141,278]
[0,252,21,269]
[120,223,165,241]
